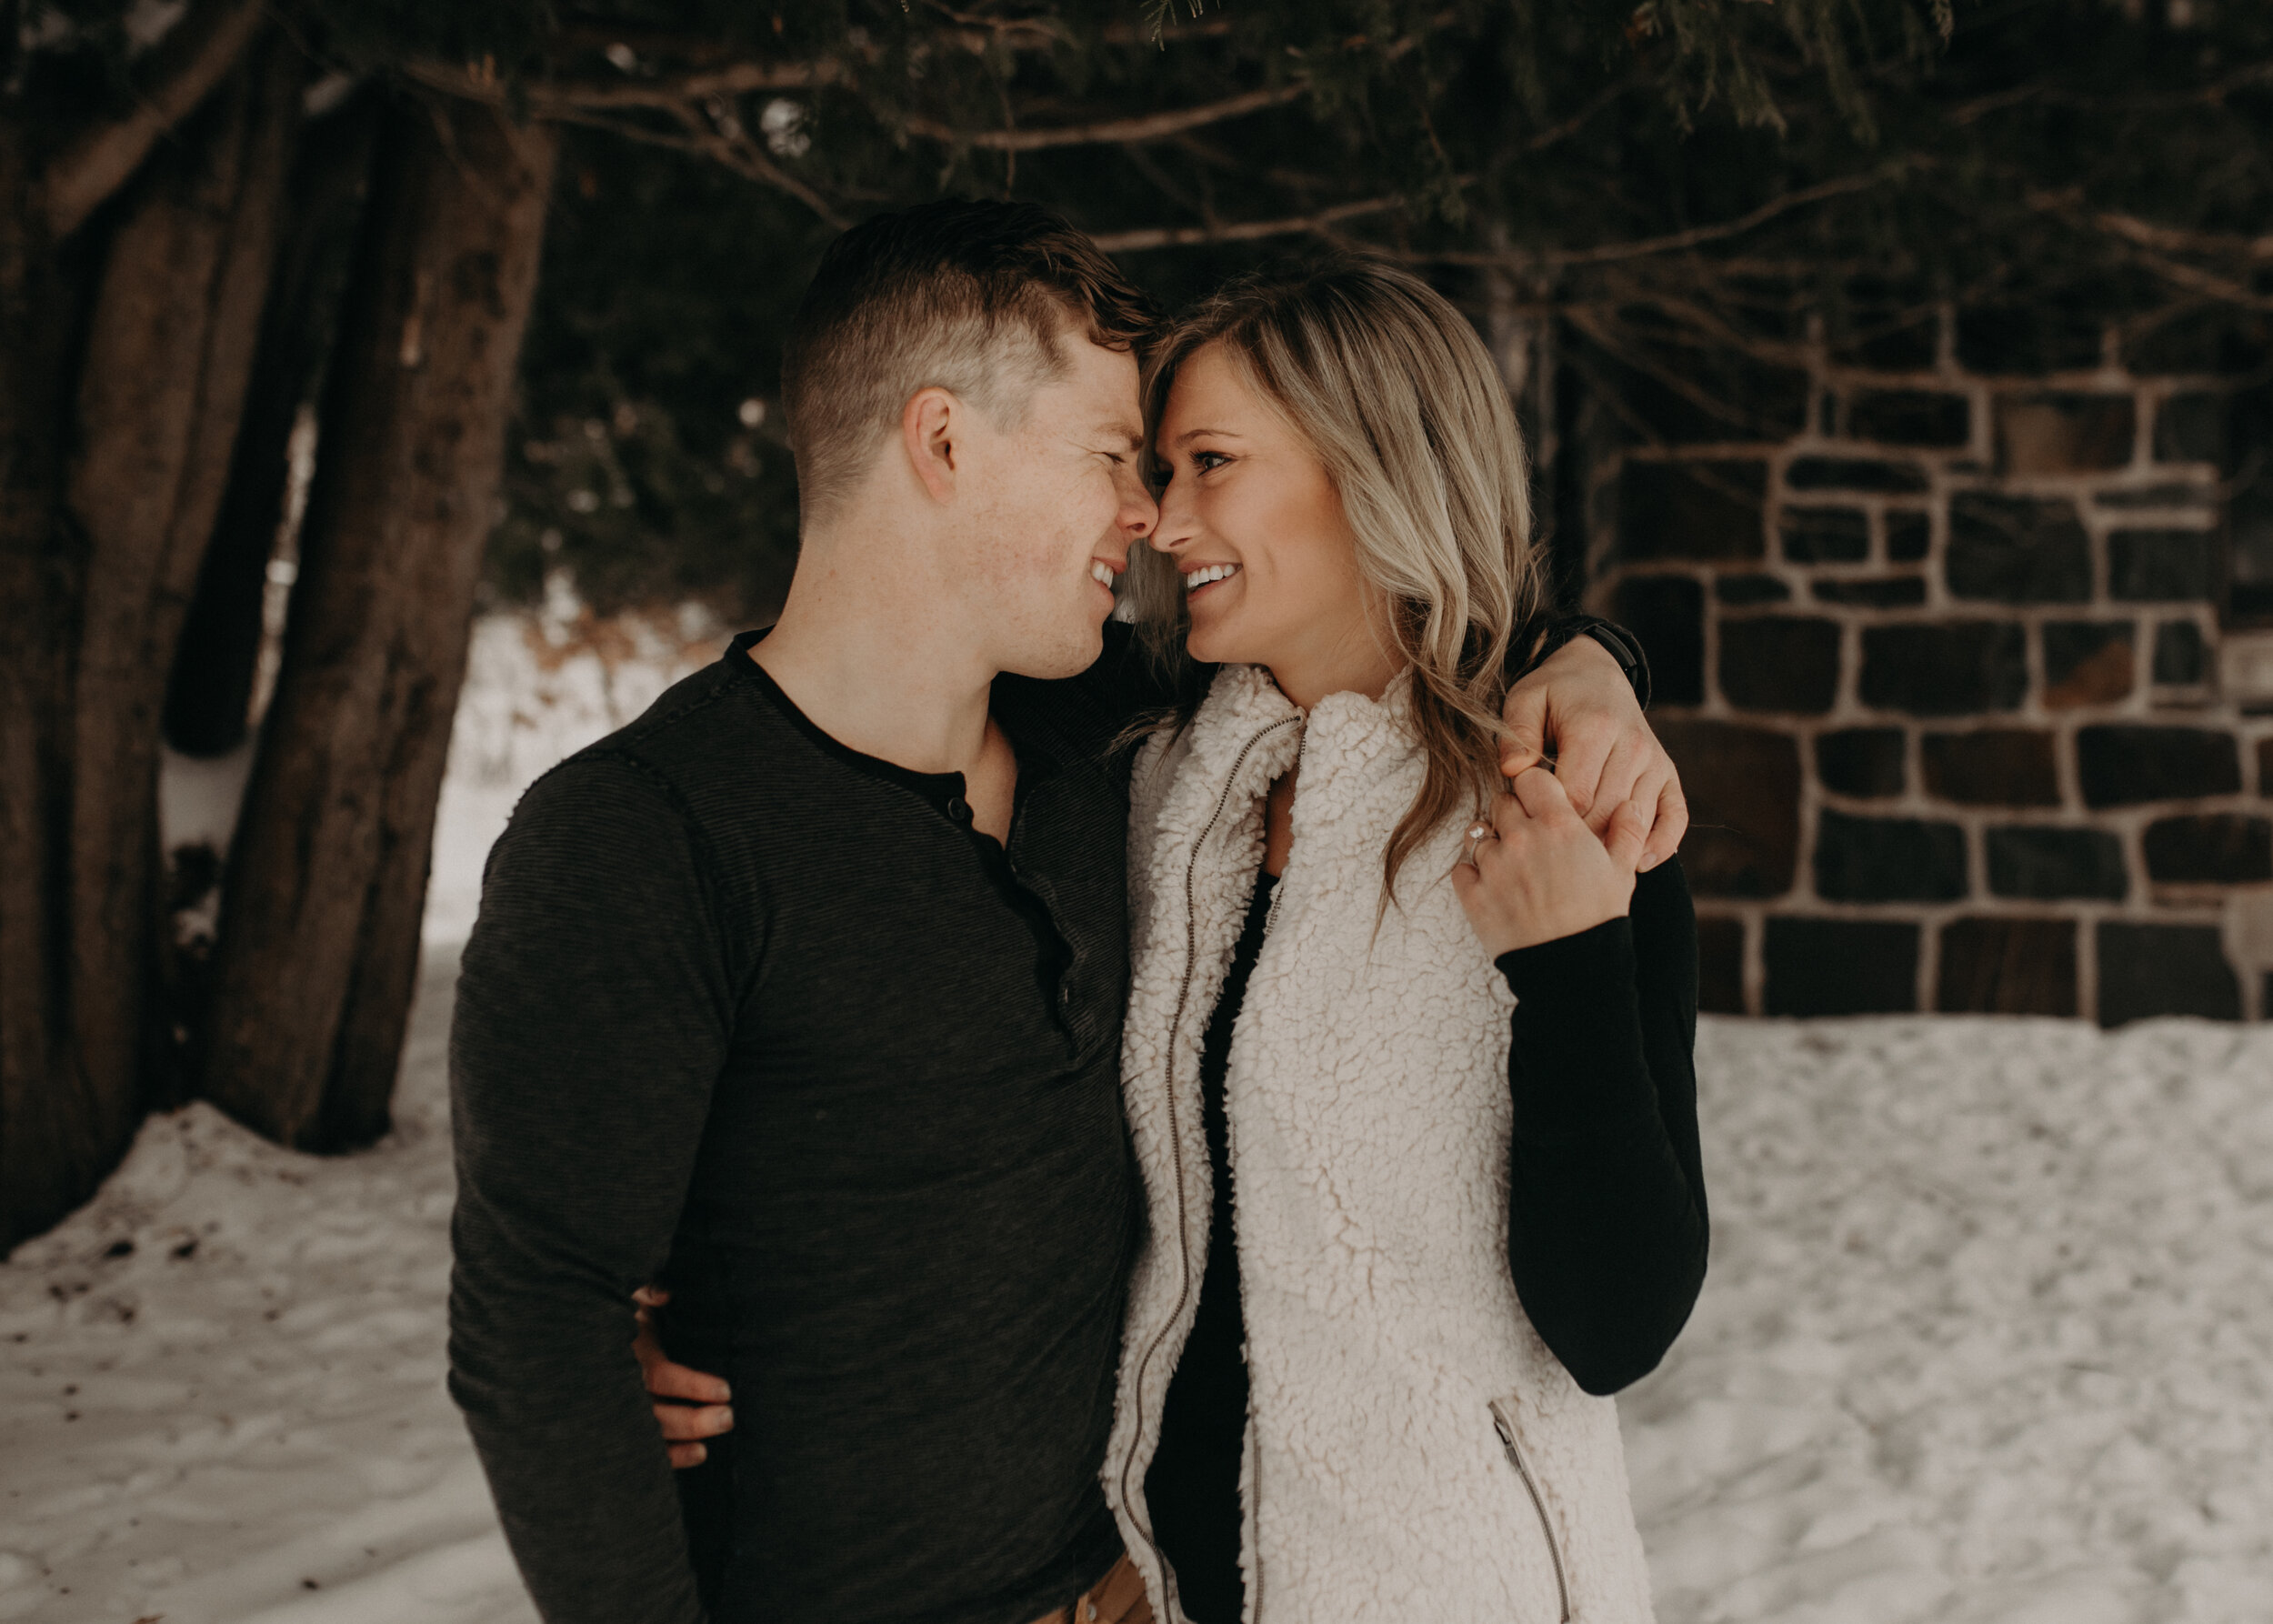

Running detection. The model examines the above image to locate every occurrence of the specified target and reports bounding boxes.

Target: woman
[1106,263,1706,1624]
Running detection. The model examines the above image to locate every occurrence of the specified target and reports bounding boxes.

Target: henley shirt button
[946,796,971,823]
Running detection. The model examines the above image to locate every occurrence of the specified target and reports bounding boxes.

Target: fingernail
[1637,854,1657,871]
[687,1444,706,1465]
[716,1407,735,1428]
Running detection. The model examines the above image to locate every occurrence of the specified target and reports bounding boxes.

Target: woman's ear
[901,386,960,503]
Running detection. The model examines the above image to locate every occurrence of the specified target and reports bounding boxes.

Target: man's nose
[1119,475,1159,538]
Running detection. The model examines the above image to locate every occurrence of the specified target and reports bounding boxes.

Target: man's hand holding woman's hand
[1453,768,1648,957]
[1458,629,1677,957]
[1499,633,1687,869]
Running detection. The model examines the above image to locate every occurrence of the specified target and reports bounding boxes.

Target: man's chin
[1001,617,1107,682]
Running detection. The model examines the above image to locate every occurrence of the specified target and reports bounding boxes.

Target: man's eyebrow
[1092,422,1144,451]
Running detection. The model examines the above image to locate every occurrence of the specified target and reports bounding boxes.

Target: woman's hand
[1453,767,1649,957]
[1498,635,1686,871]
[632,1287,735,1469]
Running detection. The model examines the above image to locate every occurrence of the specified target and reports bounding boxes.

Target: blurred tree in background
[3,0,2268,1249]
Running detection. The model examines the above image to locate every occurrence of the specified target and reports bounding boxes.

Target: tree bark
[0,115,85,1248]
[66,34,300,1131]
[164,93,379,759]
[0,33,294,1248]
[202,96,558,1148]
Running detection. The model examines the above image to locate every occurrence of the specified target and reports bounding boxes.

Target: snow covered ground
[5,614,2272,1623]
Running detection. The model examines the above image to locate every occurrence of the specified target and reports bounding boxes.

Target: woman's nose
[1148,486,1193,552]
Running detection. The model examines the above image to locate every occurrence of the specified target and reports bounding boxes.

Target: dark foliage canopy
[18,0,2271,615]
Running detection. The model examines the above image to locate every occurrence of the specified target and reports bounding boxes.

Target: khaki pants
[1027,1552,1153,1624]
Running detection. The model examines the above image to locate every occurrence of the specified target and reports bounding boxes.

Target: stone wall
[1589,306,2273,1023]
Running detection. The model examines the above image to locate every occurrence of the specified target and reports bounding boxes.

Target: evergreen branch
[544,105,850,230]
[403,56,845,114]
[2023,191,2273,314]
[2073,205,2273,266]
[904,81,1307,151]
[1428,167,1898,269]
[43,0,268,238]
[1090,194,1401,253]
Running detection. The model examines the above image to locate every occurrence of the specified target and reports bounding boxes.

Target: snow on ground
[6,615,2273,1623]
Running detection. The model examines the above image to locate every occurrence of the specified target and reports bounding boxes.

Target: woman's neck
[1263,623,1402,711]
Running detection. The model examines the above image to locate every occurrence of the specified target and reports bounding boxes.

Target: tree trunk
[0,115,86,1249]
[0,33,293,1248]
[202,96,557,1149]
[164,92,379,760]
[67,35,300,1127]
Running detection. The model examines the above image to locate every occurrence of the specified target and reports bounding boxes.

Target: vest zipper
[1489,1397,1571,1624]
[1117,715,1301,1610]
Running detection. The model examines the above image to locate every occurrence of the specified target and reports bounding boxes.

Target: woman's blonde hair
[1126,260,1548,902]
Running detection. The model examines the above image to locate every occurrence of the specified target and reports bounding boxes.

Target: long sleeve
[447,754,740,1624]
[1494,857,1708,1396]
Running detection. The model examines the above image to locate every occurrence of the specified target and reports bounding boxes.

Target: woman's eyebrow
[1171,426,1243,446]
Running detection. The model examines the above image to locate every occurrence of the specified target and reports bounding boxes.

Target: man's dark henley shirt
[449,634,1153,1624]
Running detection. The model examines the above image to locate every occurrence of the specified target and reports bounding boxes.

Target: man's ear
[901,386,960,504]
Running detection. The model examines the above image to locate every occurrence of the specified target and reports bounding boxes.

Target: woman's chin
[1184,626,1237,666]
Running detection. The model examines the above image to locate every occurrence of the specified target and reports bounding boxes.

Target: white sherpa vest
[1103,662,1656,1624]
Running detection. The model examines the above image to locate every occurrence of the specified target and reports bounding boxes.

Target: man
[447,199,1685,1624]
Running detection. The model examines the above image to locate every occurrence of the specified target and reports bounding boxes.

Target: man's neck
[751,549,997,778]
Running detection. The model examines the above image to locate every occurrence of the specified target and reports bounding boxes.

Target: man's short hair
[781,199,1157,520]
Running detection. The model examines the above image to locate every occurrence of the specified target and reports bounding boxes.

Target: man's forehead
[1041,336,1142,436]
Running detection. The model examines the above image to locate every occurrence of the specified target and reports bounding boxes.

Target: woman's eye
[1191,451,1228,474]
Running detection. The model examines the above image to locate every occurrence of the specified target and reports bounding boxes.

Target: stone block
[1859,622,2028,715]
[1829,290,1938,370]
[1717,573,1790,605]
[1987,826,2129,899]
[2108,528,2215,600]
[1955,304,2105,375]
[2041,621,2134,709]
[2142,815,2273,884]
[1947,493,2091,603]
[1814,577,1927,608]
[1886,510,1931,562]
[2153,392,2223,464]
[1720,617,1841,714]
[1652,720,1801,899]
[1847,390,1970,447]
[1780,506,1868,564]
[1814,808,1968,902]
[2127,308,2273,376]
[1817,727,1906,797]
[2098,922,2241,1026]
[2077,725,2241,807]
[2152,620,2208,686]
[2096,482,2217,512]
[1920,729,2060,807]
[1936,917,2078,1016]
[1607,352,1811,445]
[1619,460,1767,562]
[1696,916,1745,1015]
[1786,457,1930,495]
[1610,575,1706,707]
[1763,917,1918,1016]
[2132,310,2273,376]
[1996,394,2136,474]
